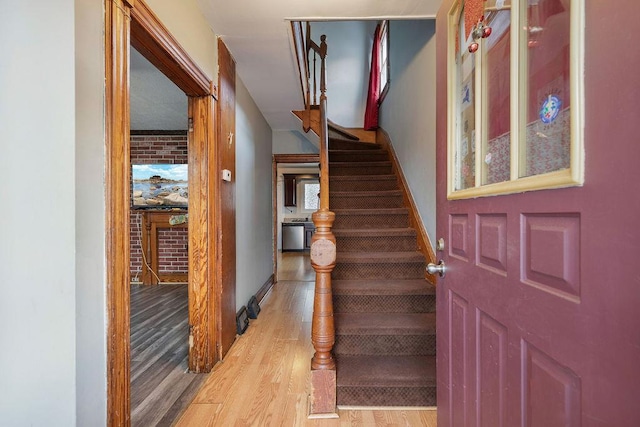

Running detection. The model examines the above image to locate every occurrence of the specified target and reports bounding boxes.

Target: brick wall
[157,229,189,273]
[130,132,188,281]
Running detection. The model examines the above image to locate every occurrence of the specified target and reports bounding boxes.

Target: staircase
[329,136,437,407]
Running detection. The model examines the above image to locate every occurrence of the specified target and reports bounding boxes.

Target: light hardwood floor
[176,252,437,426]
[277,251,315,282]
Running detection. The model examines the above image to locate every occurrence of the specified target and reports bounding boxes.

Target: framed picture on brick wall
[131,164,188,208]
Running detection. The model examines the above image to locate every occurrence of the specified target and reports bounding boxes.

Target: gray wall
[75,0,108,424]
[379,20,437,246]
[272,130,319,154]
[311,21,378,128]
[236,75,274,309]
[0,1,219,425]
[0,1,79,424]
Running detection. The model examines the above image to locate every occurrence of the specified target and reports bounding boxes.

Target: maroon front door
[435,1,640,426]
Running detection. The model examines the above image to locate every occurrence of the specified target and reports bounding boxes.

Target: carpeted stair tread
[335,312,436,335]
[330,175,399,192]
[336,251,425,264]
[330,161,391,167]
[330,174,396,182]
[333,279,434,296]
[329,150,390,163]
[337,355,436,388]
[329,149,387,154]
[331,189,402,198]
[330,189,404,209]
[333,228,417,238]
[329,138,382,150]
[333,207,408,215]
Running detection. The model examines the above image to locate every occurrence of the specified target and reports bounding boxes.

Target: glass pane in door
[521,0,571,177]
[482,1,511,185]
[455,8,477,191]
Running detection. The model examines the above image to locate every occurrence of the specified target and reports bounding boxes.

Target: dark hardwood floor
[130,283,206,426]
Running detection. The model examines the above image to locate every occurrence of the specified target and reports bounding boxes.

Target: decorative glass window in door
[447,0,583,199]
[521,0,572,177]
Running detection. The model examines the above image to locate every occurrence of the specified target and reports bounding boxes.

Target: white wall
[75,0,107,425]
[0,2,78,425]
[311,21,378,127]
[235,75,274,309]
[379,20,437,246]
[272,130,319,154]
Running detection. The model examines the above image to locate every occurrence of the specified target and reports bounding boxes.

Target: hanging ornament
[468,15,492,53]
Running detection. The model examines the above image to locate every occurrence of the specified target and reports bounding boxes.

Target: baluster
[313,53,317,105]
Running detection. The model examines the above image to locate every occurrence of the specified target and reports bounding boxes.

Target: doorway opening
[105,1,218,424]
[272,154,319,282]
[128,46,205,425]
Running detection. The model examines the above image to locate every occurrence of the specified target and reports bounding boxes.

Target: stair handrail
[304,23,338,415]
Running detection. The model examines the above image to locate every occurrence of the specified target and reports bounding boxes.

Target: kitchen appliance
[282,223,305,251]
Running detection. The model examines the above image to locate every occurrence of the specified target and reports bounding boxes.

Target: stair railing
[304,23,338,416]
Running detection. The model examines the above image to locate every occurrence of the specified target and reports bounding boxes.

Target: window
[300,180,320,212]
[379,20,390,102]
[448,0,584,199]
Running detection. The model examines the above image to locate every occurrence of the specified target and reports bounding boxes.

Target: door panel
[449,291,469,427]
[217,39,236,359]
[476,309,506,427]
[436,1,640,426]
[476,214,507,275]
[522,341,581,427]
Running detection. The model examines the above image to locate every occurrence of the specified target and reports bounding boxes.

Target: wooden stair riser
[333,294,435,313]
[333,213,409,229]
[334,334,436,356]
[329,151,389,162]
[335,234,418,252]
[330,163,393,176]
[332,262,426,280]
[336,386,437,407]
[330,194,404,209]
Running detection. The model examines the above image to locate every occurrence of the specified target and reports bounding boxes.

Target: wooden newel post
[309,208,337,417]
[310,209,336,371]
[309,33,337,417]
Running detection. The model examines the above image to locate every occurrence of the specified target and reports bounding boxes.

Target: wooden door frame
[272,154,320,277]
[105,0,219,424]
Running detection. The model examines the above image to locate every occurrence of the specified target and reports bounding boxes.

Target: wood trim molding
[256,274,275,303]
[273,153,320,164]
[130,0,210,97]
[188,95,217,372]
[215,38,237,361]
[376,128,438,284]
[105,0,133,424]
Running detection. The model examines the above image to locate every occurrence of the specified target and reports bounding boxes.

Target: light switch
[222,169,232,182]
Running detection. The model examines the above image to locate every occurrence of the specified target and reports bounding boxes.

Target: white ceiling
[130,0,440,132]
[130,48,188,130]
